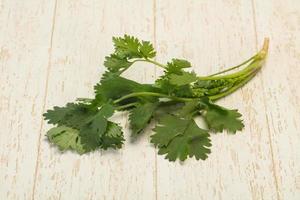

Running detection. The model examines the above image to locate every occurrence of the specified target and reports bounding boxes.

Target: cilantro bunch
[44,35,269,161]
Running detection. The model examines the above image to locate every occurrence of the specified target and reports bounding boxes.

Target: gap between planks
[31,0,58,199]
[250,0,281,199]
[152,1,158,200]
[26,1,282,200]
[29,0,159,199]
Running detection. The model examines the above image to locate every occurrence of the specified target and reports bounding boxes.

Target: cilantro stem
[197,58,261,81]
[130,38,269,84]
[115,66,259,107]
[115,38,268,105]
[145,59,167,68]
[197,38,269,81]
[113,92,193,104]
[133,58,166,69]
[209,70,258,101]
[114,66,261,105]
[116,102,138,110]
[208,55,256,77]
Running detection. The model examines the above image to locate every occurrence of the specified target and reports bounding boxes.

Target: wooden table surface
[0,0,299,199]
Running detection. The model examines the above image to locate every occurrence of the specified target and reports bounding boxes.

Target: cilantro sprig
[44,35,269,162]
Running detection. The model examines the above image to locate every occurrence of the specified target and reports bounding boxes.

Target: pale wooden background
[0,0,299,199]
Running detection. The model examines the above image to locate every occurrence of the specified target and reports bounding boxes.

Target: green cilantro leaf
[169,71,198,86]
[79,104,115,151]
[170,58,191,68]
[139,41,156,58]
[112,35,156,59]
[154,58,195,96]
[101,122,124,150]
[151,115,188,146]
[151,114,211,161]
[113,35,141,58]
[104,54,133,72]
[47,126,85,154]
[129,102,158,136]
[95,75,159,104]
[157,131,211,161]
[155,78,194,97]
[162,58,192,76]
[44,35,268,162]
[43,103,96,129]
[176,101,199,118]
[201,98,244,133]
[43,104,73,125]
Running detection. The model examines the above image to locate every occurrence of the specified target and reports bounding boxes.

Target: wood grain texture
[32,1,156,200]
[155,1,279,199]
[0,0,299,199]
[0,1,57,199]
[253,0,300,199]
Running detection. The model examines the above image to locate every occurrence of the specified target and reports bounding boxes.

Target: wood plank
[32,1,157,199]
[0,1,57,199]
[155,0,279,199]
[253,0,300,199]
[2,0,298,199]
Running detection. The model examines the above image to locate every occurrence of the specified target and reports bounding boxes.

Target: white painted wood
[253,0,300,199]
[0,0,299,199]
[0,1,57,199]
[32,1,156,200]
[155,0,279,199]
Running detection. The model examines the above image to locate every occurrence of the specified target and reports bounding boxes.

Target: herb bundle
[44,35,269,161]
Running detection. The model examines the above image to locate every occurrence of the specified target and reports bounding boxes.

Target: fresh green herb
[44,35,269,161]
